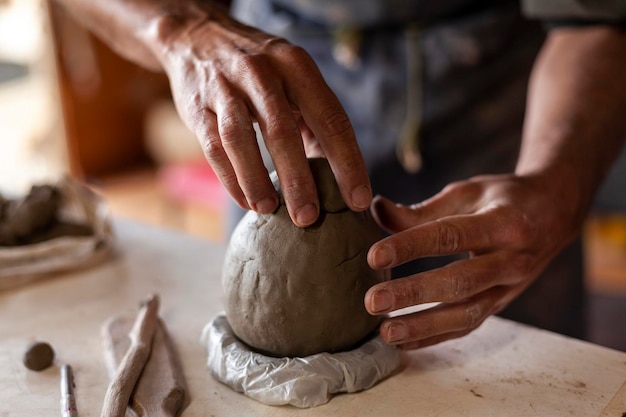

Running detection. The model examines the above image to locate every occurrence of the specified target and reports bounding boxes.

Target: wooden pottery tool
[102,315,189,417]
[101,295,160,417]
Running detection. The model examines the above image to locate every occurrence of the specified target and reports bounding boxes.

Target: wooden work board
[1,219,625,416]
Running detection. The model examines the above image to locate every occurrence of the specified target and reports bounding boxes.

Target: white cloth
[201,314,401,408]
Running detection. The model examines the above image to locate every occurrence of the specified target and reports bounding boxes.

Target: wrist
[515,159,588,235]
[516,26,626,236]
[141,2,229,69]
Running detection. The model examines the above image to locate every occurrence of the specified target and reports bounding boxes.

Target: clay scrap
[0,178,114,291]
[0,184,92,246]
[22,340,55,371]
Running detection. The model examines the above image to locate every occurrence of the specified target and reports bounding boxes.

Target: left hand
[364,172,581,350]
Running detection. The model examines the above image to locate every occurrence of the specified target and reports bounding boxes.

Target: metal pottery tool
[60,364,78,417]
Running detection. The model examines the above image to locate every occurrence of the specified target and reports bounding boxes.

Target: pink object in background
[159,160,227,212]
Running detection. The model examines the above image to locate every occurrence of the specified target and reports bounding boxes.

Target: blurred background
[0,0,227,241]
[0,0,625,349]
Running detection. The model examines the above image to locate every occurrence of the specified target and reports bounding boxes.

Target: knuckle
[510,252,535,278]
[259,36,292,54]
[505,208,536,246]
[394,238,415,265]
[185,92,203,118]
[277,43,315,68]
[435,220,463,253]
[220,171,241,193]
[182,95,210,130]
[464,303,485,331]
[402,280,422,308]
[448,273,474,301]
[201,136,226,163]
[280,173,314,201]
[441,180,465,195]
[218,113,253,146]
[285,44,311,60]
[238,38,313,81]
[237,53,266,75]
[318,108,354,140]
[264,116,299,143]
[384,276,423,310]
[514,218,535,246]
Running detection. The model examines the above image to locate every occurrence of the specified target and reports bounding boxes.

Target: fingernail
[372,245,393,268]
[295,203,318,226]
[255,197,278,214]
[371,289,393,313]
[351,185,372,210]
[386,322,407,343]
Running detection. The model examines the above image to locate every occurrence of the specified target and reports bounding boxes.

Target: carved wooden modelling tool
[100,295,160,417]
[101,298,189,417]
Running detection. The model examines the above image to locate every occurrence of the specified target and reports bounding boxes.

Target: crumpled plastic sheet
[201,314,401,408]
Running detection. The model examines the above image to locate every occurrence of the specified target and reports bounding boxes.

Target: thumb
[371,195,423,233]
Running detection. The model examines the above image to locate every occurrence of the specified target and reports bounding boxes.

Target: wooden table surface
[1,219,625,417]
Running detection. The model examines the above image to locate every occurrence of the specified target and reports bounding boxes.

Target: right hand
[151,7,371,227]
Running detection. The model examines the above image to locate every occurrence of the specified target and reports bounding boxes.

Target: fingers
[365,250,532,349]
[315,107,372,213]
[368,206,533,269]
[365,252,528,314]
[371,183,483,235]
[246,72,320,227]
[179,35,369,225]
[298,115,325,158]
[377,286,510,347]
[397,329,473,350]
[370,196,423,234]
[212,91,280,214]
[285,49,371,213]
[193,107,249,209]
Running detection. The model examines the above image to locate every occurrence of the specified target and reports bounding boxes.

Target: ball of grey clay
[223,158,389,358]
[23,341,55,371]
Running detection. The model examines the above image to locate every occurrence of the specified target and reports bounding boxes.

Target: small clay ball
[223,158,389,358]
[23,341,55,371]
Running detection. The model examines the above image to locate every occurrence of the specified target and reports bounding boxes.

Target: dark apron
[229,0,587,339]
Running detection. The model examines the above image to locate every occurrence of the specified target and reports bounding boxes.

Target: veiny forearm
[53,0,371,226]
[52,0,232,71]
[517,26,626,228]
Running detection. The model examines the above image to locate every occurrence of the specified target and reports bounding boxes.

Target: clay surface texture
[223,158,388,358]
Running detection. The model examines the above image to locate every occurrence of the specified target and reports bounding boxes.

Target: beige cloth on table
[0,177,114,291]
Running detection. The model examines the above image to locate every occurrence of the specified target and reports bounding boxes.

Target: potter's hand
[364,173,580,349]
[362,26,626,349]
[153,9,370,227]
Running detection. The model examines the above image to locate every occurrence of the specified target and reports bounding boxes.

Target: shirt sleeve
[522,0,626,21]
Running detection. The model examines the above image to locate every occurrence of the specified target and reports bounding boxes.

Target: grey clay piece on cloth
[222,158,389,358]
